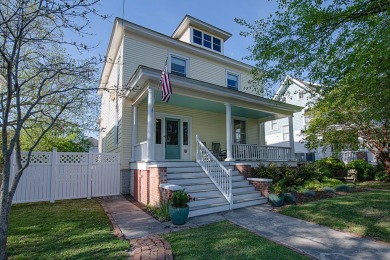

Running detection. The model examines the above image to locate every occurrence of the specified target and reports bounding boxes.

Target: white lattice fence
[11,149,120,204]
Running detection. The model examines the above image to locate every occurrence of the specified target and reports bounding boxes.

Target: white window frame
[190,27,223,53]
[169,53,189,77]
[282,124,289,141]
[270,120,278,131]
[232,117,247,144]
[226,71,240,91]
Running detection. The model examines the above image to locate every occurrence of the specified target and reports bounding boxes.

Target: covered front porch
[127,66,301,164]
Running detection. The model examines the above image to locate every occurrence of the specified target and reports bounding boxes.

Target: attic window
[298,91,304,100]
[192,28,222,53]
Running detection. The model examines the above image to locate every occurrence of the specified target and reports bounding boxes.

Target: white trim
[169,52,190,77]
[226,70,240,91]
[282,124,289,141]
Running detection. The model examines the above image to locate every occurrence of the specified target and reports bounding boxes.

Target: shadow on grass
[280,191,390,243]
[8,199,129,259]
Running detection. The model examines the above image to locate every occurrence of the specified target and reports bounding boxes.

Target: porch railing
[196,135,233,209]
[232,144,292,161]
[134,141,148,161]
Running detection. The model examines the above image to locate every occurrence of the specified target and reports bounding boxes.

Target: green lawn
[8,199,129,259]
[163,221,308,260]
[280,191,390,243]
[355,181,390,190]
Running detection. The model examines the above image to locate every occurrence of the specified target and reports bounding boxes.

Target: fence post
[87,151,93,199]
[50,148,57,203]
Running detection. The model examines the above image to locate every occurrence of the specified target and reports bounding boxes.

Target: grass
[280,191,390,243]
[355,181,390,190]
[8,199,129,259]
[163,221,308,260]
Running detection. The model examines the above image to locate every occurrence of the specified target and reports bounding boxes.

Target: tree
[0,1,104,258]
[236,0,390,176]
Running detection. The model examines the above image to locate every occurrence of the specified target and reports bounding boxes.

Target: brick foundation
[247,178,273,198]
[234,164,252,179]
[133,167,168,206]
[149,167,167,206]
[133,169,150,205]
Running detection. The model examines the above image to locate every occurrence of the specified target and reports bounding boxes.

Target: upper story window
[298,91,304,100]
[227,72,239,91]
[192,28,222,53]
[281,96,286,103]
[170,55,187,77]
[271,120,278,131]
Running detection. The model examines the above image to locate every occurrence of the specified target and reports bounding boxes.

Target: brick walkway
[129,235,173,260]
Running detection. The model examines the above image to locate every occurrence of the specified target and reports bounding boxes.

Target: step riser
[189,204,230,218]
[183,184,217,191]
[232,181,250,187]
[233,198,267,209]
[232,187,255,193]
[168,167,203,173]
[188,190,221,197]
[167,172,206,179]
[169,178,212,185]
[233,192,260,201]
[189,197,227,207]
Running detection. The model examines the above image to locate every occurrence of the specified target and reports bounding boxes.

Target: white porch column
[225,103,234,161]
[288,116,295,160]
[146,88,155,162]
[131,105,138,161]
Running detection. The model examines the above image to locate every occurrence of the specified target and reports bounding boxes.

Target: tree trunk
[0,207,9,260]
[384,158,390,182]
[0,157,12,260]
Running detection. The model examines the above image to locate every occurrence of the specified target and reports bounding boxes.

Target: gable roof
[274,75,319,101]
[172,15,232,41]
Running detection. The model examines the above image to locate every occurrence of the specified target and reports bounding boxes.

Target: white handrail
[196,134,232,209]
[232,143,292,161]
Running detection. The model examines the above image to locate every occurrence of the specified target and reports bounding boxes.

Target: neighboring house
[98,15,301,216]
[264,76,376,164]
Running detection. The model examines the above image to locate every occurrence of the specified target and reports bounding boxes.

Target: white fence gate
[10,149,120,204]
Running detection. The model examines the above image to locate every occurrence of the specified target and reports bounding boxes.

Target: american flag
[160,62,172,102]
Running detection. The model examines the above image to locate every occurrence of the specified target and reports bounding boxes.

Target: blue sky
[79,0,278,67]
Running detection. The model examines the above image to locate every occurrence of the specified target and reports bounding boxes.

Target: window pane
[227,73,238,90]
[193,29,202,45]
[203,34,211,48]
[183,122,188,145]
[171,56,186,77]
[213,38,221,52]
[155,119,161,144]
[233,120,246,144]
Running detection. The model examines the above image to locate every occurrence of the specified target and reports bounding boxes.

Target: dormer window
[192,28,222,53]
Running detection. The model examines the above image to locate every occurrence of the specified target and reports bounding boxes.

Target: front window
[170,55,187,77]
[234,119,246,144]
[227,72,239,90]
[192,28,222,53]
[282,125,289,141]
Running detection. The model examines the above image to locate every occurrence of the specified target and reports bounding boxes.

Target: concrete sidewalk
[100,195,390,259]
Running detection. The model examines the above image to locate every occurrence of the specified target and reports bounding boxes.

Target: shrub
[170,190,193,208]
[346,160,374,181]
[146,200,170,222]
[323,187,336,193]
[335,184,353,192]
[284,193,297,204]
[314,157,346,177]
[253,163,283,182]
[375,170,389,182]
[303,189,316,197]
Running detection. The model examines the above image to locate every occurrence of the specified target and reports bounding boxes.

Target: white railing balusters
[232,144,292,161]
[196,135,233,209]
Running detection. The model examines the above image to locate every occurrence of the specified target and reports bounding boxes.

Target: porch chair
[211,142,227,161]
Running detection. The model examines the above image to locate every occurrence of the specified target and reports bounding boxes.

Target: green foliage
[375,171,389,182]
[335,184,353,192]
[170,190,192,208]
[303,190,316,197]
[146,201,170,222]
[314,158,346,177]
[346,160,375,181]
[284,193,297,204]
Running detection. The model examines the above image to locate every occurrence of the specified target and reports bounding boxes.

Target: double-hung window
[170,55,187,77]
[233,119,246,144]
[192,28,222,53]
[282,125,289,141]
[227,72,239,90]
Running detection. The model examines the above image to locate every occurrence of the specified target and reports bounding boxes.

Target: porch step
[233,197,268,209]
[189,202,230,218]
[233,192,260,201]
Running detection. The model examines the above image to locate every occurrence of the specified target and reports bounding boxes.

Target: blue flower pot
[169,205,189,225]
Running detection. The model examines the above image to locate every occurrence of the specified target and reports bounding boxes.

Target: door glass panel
[166,120,179,145]
[234,119,246,144]
[155,119,161,144]
[183,122,188,145]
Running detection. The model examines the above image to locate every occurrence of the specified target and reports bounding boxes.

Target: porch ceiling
[155,93,272,119]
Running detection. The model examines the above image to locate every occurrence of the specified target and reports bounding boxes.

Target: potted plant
[169,189,193,225]
[268,182,286,207]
